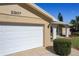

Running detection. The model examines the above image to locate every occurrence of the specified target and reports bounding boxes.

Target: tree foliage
[58,13,63,22]
[57,12,63,35]
[76,16,79,22]
[70,19,76,25]
[70,16,79,31]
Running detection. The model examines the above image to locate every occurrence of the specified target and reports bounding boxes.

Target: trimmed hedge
[73,32,79,36]
[53,38,71,56]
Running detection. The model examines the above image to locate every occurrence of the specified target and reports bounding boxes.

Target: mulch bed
[74,48,79,50]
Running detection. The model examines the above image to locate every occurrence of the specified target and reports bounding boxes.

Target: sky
[36,3,79,23]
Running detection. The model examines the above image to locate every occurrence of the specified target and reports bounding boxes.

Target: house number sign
[11,10,21,15]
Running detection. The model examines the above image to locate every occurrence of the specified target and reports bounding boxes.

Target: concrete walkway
[8,47,79,56]
[70,48,79,56]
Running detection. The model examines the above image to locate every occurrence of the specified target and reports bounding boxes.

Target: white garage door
[0,25,43,55]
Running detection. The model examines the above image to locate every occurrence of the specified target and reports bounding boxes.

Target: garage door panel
[0,41,43,55]
[0,25,43,55]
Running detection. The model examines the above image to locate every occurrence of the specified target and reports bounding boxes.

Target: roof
[52,21,72,27]
[24,4,70,26]
[0,3,70,26]
[31,4,58,21]
[18,3,58,22]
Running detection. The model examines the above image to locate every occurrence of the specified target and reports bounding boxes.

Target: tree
[70,19,76,34]
[70,19,76,25]
[57,13,63,35]
[70,16,79,31]
[76,16,79,22]
[76,16,79,30]
[70,19,76,29]
[70,16,79,32]
[58,13,63,22]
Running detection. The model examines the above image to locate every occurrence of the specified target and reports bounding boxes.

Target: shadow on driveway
[45,46,56,54]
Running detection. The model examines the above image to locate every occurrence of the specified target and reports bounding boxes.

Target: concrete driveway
[8,46,79,56]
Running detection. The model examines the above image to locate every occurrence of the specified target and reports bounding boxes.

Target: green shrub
[53,38,71,56]
[73,32,79,36]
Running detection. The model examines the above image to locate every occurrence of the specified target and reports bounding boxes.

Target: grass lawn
[71,37,79,48]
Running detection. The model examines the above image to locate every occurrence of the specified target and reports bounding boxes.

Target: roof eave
[52,21,72,27]
[18,3,58,22]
